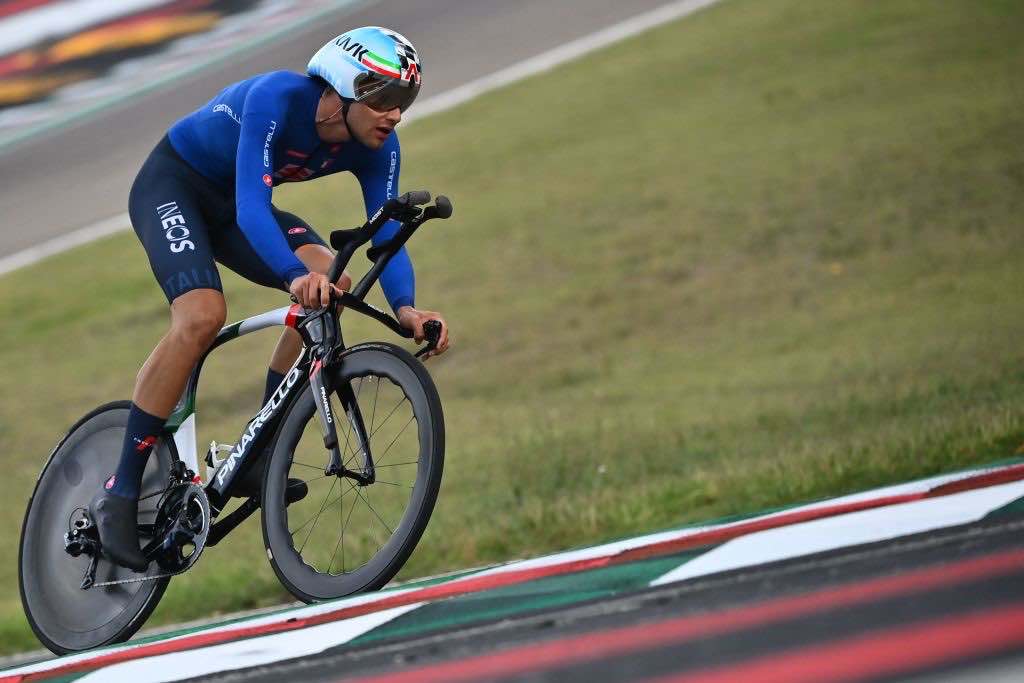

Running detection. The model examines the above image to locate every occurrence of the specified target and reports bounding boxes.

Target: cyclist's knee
[169,289,226,350]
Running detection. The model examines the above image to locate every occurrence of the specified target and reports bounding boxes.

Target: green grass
[2,0,1023,654]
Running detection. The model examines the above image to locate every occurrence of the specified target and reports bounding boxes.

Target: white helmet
[308,26,422,112]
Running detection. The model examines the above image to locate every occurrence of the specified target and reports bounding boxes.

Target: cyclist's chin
[354,130,385,150]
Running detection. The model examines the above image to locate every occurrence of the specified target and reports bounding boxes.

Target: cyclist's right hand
[289,272,341,309]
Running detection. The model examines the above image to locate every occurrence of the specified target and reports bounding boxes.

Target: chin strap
[316,88,353,138]
[340,98,353,136]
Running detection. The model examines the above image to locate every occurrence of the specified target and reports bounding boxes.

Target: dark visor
[354,73,420,113]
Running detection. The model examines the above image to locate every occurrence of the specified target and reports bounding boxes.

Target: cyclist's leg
[127,140,227,433]
[92,139,227,570]
[133,289,226,417]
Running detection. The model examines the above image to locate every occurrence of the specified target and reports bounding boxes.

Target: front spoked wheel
[262,343,444,601]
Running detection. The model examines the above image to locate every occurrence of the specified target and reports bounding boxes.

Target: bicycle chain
[89,566,186,588]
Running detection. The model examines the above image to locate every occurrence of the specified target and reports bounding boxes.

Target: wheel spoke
[373,414,417,467]
[366,396,407,443]
[338,385,359,469]
[369,376,381,436]
[326,483,349,574]
[372,479,414,488]
[340,394,410,471]
[290,491,344,539]
[355,485,394,536]
[339,480,358,574]
[291,461,326,471]
[288,466,329,486]
[342,427,362,470]
[293,477,338,548]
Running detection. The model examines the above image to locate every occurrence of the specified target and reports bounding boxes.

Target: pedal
[205,441,234,468]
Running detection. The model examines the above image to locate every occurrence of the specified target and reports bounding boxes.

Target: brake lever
[415,320,443,359]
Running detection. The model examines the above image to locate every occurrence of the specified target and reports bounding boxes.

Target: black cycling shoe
[88,491,149,572]
[233,461,308,504]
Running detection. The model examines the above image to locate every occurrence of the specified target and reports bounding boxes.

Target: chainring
[150,482,210,573]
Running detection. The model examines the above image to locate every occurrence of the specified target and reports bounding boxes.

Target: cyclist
[89,26,450,571]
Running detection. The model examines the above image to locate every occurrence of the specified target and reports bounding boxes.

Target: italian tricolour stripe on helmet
[308,26,422,102]
[361,50,401,79]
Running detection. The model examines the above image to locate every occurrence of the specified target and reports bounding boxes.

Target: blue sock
[263,368,286,406]
[104,404,166,499]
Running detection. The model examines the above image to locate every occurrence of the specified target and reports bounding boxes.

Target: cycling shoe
[88,491,149,572]
[233,453,307,504]
[236,471,308,504]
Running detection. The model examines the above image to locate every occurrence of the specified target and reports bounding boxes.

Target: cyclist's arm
[357,132,415,313]
[234,93,308,287]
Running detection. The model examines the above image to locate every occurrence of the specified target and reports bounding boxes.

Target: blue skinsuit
[134,70,414,312]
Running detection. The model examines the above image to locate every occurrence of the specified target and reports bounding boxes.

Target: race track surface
[0,0,676,259]
[227,517,1024,682]
[5,461,1024,682]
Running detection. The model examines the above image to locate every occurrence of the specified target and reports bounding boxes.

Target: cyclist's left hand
[397,306,450,358]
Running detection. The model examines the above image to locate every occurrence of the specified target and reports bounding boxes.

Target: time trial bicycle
[18,190,451,654]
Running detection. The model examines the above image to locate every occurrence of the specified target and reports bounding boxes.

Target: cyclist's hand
[289,272,341,309]
[397,306,450,358]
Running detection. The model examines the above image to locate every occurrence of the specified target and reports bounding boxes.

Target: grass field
[1,0,1022,654]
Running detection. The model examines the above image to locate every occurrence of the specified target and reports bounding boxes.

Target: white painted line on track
[467,462,1019,580]
[0,587,422,678]
[74,602,424,683]
[0,0,725,279]
[650,479,1024,586]
[0,212,130,277]
[407,0,724,123]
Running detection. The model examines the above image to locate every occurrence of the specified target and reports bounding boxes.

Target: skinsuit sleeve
[234,83,309,286]
[356,131,415,312]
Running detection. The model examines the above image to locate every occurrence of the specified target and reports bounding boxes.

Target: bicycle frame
[162,302,314,513]
[158,191,451,517]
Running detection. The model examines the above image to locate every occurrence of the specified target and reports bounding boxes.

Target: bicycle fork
[310,360,376,485]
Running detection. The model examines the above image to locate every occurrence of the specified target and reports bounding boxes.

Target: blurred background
[0,0,1021,655]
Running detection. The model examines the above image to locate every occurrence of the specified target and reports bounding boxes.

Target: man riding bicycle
[89,26,450,571]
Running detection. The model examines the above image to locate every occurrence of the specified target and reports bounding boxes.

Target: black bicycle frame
[160,191,450,523]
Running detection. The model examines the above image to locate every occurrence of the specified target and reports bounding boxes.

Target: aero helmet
[308,26,422,113]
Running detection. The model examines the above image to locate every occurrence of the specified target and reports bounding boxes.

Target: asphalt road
[0,0,677,260]
[195,514,1024,682]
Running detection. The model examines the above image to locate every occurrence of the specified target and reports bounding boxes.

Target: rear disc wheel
[19,401,172,654]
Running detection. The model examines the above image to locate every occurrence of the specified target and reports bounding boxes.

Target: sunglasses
[354,73,421,113]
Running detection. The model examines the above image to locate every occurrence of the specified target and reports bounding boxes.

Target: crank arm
[140,534,164,558]
[207,496,260,547]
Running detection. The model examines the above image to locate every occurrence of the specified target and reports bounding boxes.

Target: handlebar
[295,289,444,361]
[326,190,444,284]
[291,190,452,360]
[415,320,443,358]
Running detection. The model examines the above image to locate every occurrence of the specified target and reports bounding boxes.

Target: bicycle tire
[261,343,444,602]
[19,401,173,654]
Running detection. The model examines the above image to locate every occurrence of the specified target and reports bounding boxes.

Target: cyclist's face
[347,101,401,149]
